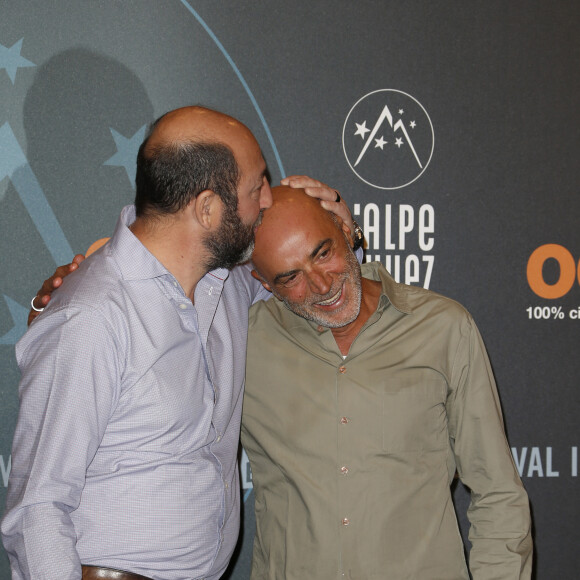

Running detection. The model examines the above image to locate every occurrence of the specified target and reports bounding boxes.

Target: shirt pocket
[382,382,448,453]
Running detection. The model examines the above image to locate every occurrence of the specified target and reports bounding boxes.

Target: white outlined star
[398,109,404,115]
[374,136,387,149]
[395,137,404,148]
[409,120,416,129]
[354,121,370,139]
[0,39,35,84]
[104,125,147,187]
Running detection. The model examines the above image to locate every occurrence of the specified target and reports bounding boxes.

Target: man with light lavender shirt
[1,106,351,580]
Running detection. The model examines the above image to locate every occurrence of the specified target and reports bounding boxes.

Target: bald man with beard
[2,107,351,580]
[242,186,532,580]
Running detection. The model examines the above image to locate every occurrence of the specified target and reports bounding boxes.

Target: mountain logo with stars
[342,89,434,190]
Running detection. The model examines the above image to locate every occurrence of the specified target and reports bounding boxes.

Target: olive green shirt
[242,262,532,580]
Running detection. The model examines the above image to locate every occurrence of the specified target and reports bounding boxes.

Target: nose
[306,268,332,296]
[260,180,273,209]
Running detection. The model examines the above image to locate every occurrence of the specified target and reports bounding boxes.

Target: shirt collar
[361,262,413,315]
[108,205,230,284]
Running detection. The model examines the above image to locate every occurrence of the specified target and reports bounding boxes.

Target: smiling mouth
[316,286,343,307]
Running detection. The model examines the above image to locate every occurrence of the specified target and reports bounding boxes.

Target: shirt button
[179,303,187,310]
[339,366,347,374]
[340,466,349,475]
[339,416,350,424]
[225,482,229,489]
[316,325,325,332]
[216,435,221,442]
[341,518,350,526]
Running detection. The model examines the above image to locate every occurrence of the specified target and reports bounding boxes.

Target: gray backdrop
[1,1,579,578]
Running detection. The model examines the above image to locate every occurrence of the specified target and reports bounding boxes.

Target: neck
[331,277,382,356]
[130,216,209,301]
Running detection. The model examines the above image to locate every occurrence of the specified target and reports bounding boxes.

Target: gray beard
[275,247,363,329]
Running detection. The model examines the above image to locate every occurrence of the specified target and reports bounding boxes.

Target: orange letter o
[527,244,576,299]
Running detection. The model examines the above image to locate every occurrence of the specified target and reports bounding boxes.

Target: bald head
[145,106,255,156]
[251,185,363,329]
[252,185,344,279]
[255,185,336,238]
[134,106,262,218]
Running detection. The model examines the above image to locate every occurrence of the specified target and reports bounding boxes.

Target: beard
[274,244,363,329]
[203,203,259,271]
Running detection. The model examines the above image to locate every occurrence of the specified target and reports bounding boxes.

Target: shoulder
[227,262,271,304]
[402,283,469,318]
[249,293,286,328]
[20,252,129,357]
[16,299,119,371]
[49,249,124,311]
[366,262,474,328]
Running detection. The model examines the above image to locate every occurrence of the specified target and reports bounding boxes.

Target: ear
[342,221,355,248]
[192,189,220,231]
[251,269,272,293]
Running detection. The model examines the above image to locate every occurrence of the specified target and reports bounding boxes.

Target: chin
[236,242,255,266]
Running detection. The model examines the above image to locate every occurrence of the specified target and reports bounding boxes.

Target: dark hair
[134,134,240,217]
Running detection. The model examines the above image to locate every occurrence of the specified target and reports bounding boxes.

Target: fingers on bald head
[267,185,330,225]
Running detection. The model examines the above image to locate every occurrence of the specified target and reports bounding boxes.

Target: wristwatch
[352,220,364,251]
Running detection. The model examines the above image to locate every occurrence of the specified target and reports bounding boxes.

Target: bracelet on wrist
[352,220,364,251]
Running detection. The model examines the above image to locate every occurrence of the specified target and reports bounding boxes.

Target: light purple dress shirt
[1,206,269,580]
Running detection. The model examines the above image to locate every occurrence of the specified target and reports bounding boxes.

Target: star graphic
[409,120,416,129]
[104,125,147,187]
[398,109,404,115]
[0,38,35,84]
[354,121,370,139]
[395,137,404,148]
[374,136,387,150]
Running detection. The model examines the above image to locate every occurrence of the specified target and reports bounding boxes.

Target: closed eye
[278,273,299,287]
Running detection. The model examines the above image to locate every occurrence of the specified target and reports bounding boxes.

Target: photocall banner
[1,2,578,577]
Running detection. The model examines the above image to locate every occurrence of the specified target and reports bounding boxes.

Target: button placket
[337,364,352,536]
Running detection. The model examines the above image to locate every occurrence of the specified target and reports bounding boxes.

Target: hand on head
[281,175,354,240]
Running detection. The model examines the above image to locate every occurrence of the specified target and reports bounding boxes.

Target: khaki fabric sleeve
[447,315,533,579]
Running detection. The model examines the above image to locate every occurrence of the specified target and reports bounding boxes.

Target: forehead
[254,207,340,275]
[230,130,265,178]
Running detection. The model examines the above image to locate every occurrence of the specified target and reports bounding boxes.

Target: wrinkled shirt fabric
[2,205,269,580]
[242,262,532,580]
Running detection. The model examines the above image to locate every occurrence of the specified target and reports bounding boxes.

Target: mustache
[304,277,346,306]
